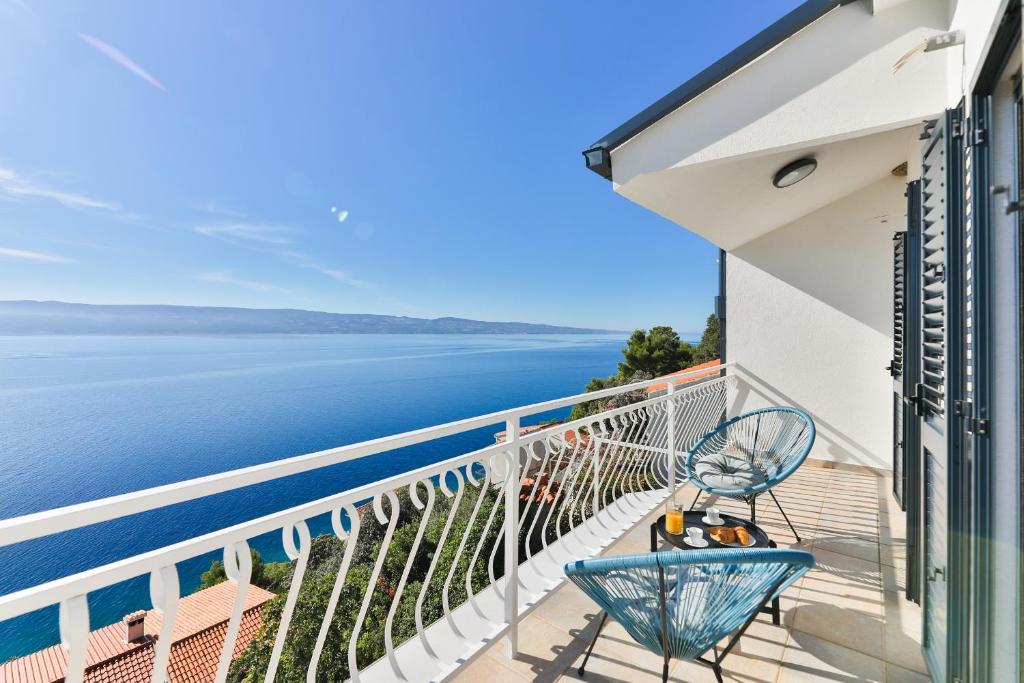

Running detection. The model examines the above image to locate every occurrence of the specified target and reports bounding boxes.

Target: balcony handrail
[0,442,507,622]
[0,367,735,683]
[0,361,732,548]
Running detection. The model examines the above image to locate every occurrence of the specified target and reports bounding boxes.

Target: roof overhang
[583,0,862,180]
[618,124,921,250]
[583,0,952,249]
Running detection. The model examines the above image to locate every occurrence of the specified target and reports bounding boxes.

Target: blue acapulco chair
[565,548,814,682]
[684,407,815,542]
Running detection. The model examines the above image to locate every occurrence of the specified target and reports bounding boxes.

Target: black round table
[649,510,781,624]
[651,510,771,551]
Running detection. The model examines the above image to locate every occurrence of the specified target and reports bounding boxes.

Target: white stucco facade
[725,176,904,470]
[590,0,1022,679]
[601,0,1014,473]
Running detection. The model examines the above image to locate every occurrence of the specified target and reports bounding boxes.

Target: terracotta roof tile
[0,581,275,683]
[645,359,722,395]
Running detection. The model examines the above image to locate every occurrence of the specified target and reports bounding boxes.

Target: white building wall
[726,176,905,470]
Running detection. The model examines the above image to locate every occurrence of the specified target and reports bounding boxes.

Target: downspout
[717,248,727,365]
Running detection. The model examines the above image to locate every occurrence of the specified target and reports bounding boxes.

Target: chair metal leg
[749,496,756,524]
[768,489,801,542]
[578,611,609,676]
[658,567,671,682]
[689,488,702,511]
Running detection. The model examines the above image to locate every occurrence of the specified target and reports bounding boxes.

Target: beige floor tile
[457,652,532,682]
[712,617,788,682]
[605,536,652,556]
[532,583,603,638]
[790,594,884,656]
[885,661,931,682]
[494,614,591,682]
[799,570,884,614]
[879,539,906,569]
[779,632,886,682]
[806,547,882,588]
[560,619,688,682]
[880,568,927,674]
[812,535,881,564]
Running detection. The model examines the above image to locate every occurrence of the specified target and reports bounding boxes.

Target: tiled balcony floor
[453,464,927,683]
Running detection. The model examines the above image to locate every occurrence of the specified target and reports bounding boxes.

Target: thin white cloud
[80,34,167,92]
[193,200,247,219]
[0,247,74,263]
[283,251,373,289]
[198,271,293,294]
[194,222,292,245]
[0,166,120,211]
[315,266,372,289]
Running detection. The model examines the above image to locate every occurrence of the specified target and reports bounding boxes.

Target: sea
[0,333,634,660]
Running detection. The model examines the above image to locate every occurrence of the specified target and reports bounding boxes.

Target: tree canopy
[569,316,720,422]
[692,314,721,365]
[617,326,694,378]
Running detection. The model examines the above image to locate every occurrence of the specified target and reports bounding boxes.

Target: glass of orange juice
[665,502,684,535]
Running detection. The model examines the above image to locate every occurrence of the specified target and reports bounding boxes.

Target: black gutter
[583,0,862,180]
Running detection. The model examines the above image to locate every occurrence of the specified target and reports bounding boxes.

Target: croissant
[709,526,736,544]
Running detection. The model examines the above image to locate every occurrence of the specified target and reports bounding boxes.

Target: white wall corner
[724,175,903,470]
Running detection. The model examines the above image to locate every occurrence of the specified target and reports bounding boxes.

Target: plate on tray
[709,526,756,547]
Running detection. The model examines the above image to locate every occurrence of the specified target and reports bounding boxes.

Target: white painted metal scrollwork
[149,564,181,683]
[214,539,252,683]
[0,365,734,683]
[383,479,435,680]
[307,504,360,683]
[266,520,311,682]
[349,490,400,683]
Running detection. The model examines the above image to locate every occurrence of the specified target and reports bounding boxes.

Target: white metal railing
[0,363,734,683]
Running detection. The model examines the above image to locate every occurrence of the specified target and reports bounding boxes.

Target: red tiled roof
[494,422,560,443]
[645,359,722,395]
[0,581,275,683]
[84,605,266,683]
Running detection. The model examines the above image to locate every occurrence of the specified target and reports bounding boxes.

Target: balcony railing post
[592,434,601,517]
[503,416,520,658]
[666,380,677,499]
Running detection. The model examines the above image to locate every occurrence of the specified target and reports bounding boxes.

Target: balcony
[0,364,923,682]
[453,465,924,682]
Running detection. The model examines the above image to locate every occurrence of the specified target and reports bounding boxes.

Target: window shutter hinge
[968,417,990,435]
[957,400,989,434]
[909,384,924,416]
[951,119,965,139]
[970,122,987,147]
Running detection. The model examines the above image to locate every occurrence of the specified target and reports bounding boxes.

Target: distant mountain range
[0,301,620,335]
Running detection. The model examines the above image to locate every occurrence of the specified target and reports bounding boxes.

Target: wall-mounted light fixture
[772,158,817,188]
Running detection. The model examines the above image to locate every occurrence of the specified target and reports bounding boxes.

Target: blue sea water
[0,333,629,660]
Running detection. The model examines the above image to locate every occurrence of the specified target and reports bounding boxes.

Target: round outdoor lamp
[772,158,817,188]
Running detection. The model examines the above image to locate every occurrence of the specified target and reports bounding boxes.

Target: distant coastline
[0,300,626,336]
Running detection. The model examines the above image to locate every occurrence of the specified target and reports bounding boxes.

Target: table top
[652,510,771,550]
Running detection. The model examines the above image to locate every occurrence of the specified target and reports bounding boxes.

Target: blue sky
[0,1,802,333]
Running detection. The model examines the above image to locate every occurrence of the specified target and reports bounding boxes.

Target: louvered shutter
[920,134,948,417]
[892,231,908,506]
[893,232,907,378]
[918,105,965,683]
